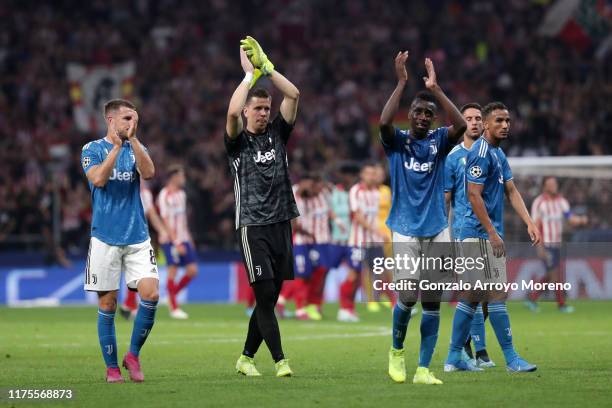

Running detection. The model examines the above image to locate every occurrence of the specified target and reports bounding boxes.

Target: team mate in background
[444,102,541,373]
[444,103,495,369]
[380,51,466,385]
[526,176,588,313]
[226,37,299,377]
[158,165,198,320]
[120,180,170,320]
[81,99,159,383]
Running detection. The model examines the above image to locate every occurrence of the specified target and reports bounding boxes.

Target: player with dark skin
[380,51,466,384]
[380,51,466,144]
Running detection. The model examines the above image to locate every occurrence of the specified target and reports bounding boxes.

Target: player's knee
[397,295,416,309]
[141,288,159,302]
[167,266,178,279]
[98,298,117,312]
[346,270,358,282]
[490,292,506,302]
[421,301,440,311]
[398,289,417,308]
[187,264,198,277]
[398,300,416,310]
[137,278,160,301]
[253,280,277,308]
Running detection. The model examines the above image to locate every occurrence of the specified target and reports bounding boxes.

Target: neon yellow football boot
[413,366,443,385]
[388,347,406,383]
[236,355,261,376]
[367,302,381,312]
[305,304,323,321]
[275,359,293,377]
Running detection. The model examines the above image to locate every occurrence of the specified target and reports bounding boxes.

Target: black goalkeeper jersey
[225,114,299,229]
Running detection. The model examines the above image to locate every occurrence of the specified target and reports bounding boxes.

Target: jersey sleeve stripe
[478,141,488,157]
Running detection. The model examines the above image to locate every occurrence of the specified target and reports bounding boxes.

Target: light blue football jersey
[459,137,513,240]
[444,142,470,239]
[381,127,450,237]
[81,138,149,246]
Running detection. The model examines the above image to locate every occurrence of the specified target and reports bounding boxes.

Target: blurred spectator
[0,0,610,253]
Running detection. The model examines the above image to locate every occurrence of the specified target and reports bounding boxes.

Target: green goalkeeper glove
[240,36,275,76]
[249,68,263,89]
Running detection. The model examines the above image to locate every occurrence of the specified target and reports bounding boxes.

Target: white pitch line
[15,330,390,349]
[0,324,389,341]
[4,329,609,347]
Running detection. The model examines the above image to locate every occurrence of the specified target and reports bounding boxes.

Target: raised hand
[240,47,254,74]
[127,110,138,140]
[423,58,438,90]
[240,47,263,88]
[109,123,123,146]
[395,51,409,83]
[240,36,275,75]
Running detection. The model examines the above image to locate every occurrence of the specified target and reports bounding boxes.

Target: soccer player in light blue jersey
[444,103,495,369]
[380,51,466,385]
[444,102,541,373]
[81,99,159,383]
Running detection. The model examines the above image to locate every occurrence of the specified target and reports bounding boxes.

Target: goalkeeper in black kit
[225,36,300,377]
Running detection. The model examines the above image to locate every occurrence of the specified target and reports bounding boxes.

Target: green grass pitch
[1,301,610,407]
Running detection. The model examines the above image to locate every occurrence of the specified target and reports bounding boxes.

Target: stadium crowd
[1,0,610,256]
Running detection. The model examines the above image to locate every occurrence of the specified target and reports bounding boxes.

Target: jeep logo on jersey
[469,165,482,178]
[404,157,434,173]
[109,169,136,182]
[253,149,276,164]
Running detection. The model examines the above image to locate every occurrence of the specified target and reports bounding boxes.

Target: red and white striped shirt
[293,185,331,245]
[531,193,570,245]
[157,187,192,244]
[348,182,380,246]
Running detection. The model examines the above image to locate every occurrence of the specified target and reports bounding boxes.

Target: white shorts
[84,237,159,292]
[459,238,507,284]
[392,228,453,282]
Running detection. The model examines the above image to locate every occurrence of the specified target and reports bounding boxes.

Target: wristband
[243,72,253,84]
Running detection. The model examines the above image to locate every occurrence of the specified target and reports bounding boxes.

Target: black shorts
[238,220,295,284]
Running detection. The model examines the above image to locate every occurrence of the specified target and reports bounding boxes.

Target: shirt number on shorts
[149,249,157,265]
